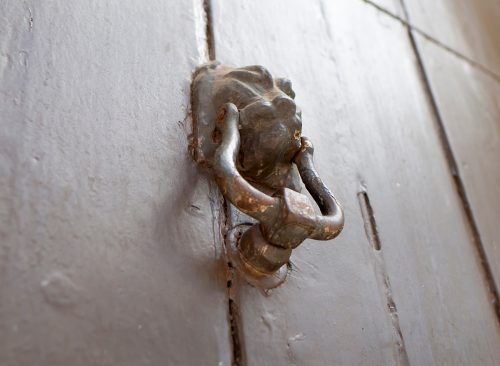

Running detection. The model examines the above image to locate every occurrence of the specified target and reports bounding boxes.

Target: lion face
[211,65,303,192]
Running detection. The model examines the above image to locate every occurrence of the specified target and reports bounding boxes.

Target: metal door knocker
[191,62,344,288]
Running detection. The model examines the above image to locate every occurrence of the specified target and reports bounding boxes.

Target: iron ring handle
[293,137,344,240]
[213,103,344,247]
[213,103,281,221]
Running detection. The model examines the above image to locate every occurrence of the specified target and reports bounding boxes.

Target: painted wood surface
[1,0,499,365]
[0,1,231,365]
[404,0,500,77]
[415,32,500,296]
[369,0,404,18]
[213,0,500,365]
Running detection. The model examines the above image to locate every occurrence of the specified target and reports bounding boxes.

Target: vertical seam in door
[358,190,410,366]
[201,1,243,363]
[226,256,244,366]
[398,0,500,323]
[203,0,216,60]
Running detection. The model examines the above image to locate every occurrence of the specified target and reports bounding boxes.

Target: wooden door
[0,1,231,365]
[1,1,499,365]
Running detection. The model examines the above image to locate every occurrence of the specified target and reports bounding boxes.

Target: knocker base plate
[226,226,290,290]
[191,62,223,166]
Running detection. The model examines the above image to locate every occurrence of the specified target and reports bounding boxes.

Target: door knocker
[191,62,344,288]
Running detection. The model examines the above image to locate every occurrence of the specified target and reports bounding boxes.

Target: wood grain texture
[415,32,500,296]
[213,0,500,365]
[403,0,500,77]
[0,1,230,365]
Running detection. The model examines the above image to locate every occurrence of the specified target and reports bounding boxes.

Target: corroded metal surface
[192,63,344,283]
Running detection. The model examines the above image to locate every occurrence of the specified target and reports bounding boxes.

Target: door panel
[2,1,499,365]
[415,33,500,292]
[404,0,500,76]
[0,1,230,365]
[213,1,500,365]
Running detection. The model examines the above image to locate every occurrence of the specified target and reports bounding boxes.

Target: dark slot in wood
[358,191,382,251]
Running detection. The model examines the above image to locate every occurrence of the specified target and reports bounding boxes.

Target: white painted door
[1,1,499,365]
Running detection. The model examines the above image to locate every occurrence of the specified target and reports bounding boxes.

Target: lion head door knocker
[191,62,344,288]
